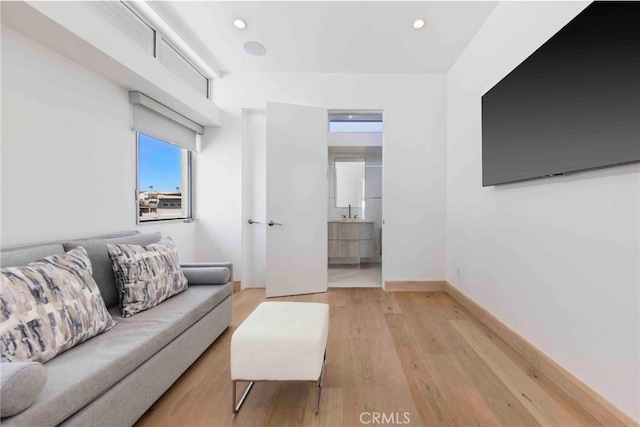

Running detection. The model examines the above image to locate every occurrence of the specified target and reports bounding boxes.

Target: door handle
[268,221,282,227]
[248,219,262,225]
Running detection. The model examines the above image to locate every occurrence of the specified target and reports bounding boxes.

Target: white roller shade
[130,92,202,151]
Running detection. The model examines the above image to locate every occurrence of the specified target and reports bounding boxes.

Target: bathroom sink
[328,218,374,223]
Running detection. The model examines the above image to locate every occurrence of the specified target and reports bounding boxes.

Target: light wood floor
[136,289,604,427]
[328,263,381,287]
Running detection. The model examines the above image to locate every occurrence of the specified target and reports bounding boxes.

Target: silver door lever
[268,221,282,226]
[247,219,262,225]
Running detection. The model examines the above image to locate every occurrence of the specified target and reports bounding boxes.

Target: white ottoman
[231,302,329,414]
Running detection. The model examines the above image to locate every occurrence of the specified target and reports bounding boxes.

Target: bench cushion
[231,302,328,381]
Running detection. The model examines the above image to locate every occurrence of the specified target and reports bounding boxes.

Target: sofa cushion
[107,237,188,317]
[0,244,65,268]
[0,283,232,427]
[0,362,47,417]
[62,232,162,308]
[0,247,117,363]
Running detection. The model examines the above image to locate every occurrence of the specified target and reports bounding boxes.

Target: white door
[266,102,328,297]
[241,110,266,289]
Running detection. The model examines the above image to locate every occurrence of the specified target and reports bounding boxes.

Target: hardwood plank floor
[136,289,603,427]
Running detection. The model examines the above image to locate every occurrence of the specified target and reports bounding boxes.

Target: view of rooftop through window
[138,133,191,222]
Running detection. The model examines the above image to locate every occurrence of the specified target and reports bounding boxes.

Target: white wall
[1,25,197,261]
[328,131,382,146]
[200,73,447,283]
[446,2,639,419]
[364,158,383,263]
[1,1,220,126]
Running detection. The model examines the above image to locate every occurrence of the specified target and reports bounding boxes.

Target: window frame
[135,132,194,224]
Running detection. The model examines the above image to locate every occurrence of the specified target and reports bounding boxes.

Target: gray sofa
[0,231,233,426]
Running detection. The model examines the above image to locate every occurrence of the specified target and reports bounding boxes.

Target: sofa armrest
[181,263,233,286]
[1,362,47,418]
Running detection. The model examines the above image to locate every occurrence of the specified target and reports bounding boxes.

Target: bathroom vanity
[328,219,374,260]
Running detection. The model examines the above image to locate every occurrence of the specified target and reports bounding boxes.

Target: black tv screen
[482,2,640,186]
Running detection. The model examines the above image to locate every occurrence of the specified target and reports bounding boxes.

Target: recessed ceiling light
[233,19,247,29]
[243,41,267,56]
[413,18,425,29]
[348,115,353,120]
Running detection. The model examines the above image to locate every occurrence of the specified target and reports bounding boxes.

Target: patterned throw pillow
[0,247,117,363]
[106,237,188,318]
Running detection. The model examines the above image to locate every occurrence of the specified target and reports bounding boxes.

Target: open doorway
[327,111,383,287]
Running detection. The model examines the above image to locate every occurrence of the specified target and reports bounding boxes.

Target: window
[328,112,383,133]
[329,121,383,133]
[137,133,192,222]
[157,37,209,97]
[131,92,201,223]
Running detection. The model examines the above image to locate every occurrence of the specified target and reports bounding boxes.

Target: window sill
[136,218,197,225]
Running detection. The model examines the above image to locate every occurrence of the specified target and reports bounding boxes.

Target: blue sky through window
[138,133,182,192]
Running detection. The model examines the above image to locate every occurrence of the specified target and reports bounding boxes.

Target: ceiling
[149,1,498,74]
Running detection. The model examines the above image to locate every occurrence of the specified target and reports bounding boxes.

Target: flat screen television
[482,1,640,186]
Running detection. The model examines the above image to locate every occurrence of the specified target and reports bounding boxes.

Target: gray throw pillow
[106,237,188,318]
[0,361,47,417]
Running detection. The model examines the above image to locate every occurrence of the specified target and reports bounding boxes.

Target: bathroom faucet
[348,204,352,218]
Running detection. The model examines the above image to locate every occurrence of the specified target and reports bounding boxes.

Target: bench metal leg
[233,350,327,415]
[316,350,327,415]
[232,380,254,414]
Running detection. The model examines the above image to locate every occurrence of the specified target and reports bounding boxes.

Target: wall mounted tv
[482,2,640,186]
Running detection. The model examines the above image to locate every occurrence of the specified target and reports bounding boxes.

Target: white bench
[230,302,329,414]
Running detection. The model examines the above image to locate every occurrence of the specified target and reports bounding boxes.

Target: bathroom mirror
[335,158,365,208]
